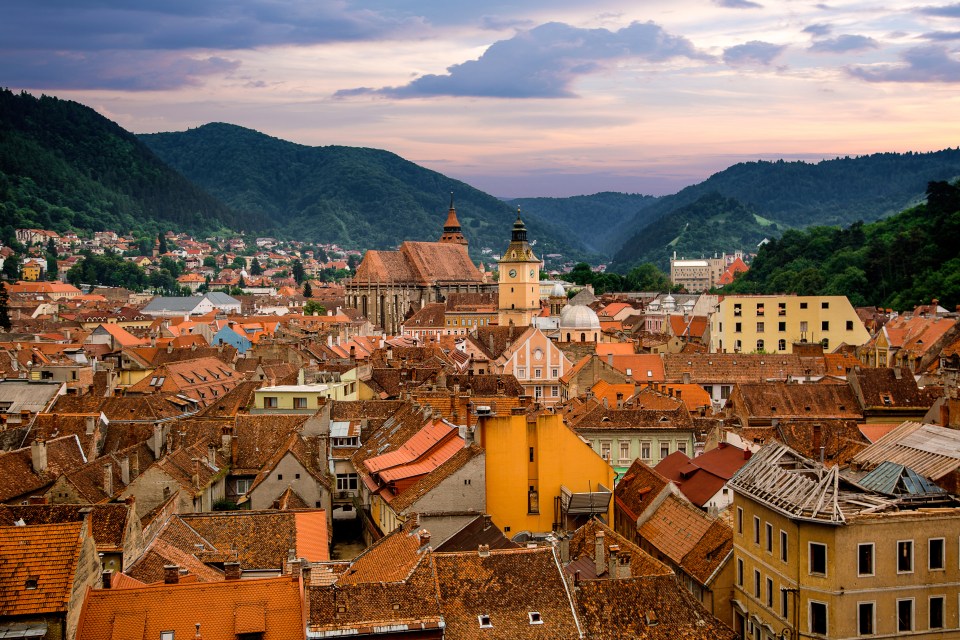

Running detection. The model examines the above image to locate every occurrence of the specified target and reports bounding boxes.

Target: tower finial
[450,191,455,210]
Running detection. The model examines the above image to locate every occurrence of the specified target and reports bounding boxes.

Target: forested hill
[610,149,960,271]
[722,180,960,311]
[139,123,587,260]
[0,89,253,236]
[508,192,657,255]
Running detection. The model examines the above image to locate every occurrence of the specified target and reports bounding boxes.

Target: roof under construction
[728,443,897,524]
[851,421,960,481]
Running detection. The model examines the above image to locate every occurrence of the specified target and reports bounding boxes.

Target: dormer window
[528,612,543,625]
[479,615,493,628]
[645,611,659,626]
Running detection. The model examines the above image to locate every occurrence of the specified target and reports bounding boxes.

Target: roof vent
[479,615,493,628]
[529,612,543,625]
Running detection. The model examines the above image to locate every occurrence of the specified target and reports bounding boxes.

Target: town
[1,199,958,640]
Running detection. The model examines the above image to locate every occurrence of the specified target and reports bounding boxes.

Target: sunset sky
[3,0,959,196]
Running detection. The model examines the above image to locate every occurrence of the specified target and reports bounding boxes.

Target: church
[344,197,496,334]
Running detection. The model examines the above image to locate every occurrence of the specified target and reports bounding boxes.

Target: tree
[313,246,328,263]
[347,254,360,271]
[2,254,21,281]
[203,256,218,269]
[292,260,305,284]
[304,300,326,316]
[46,237,57,258]
[158,232,168,255]
[250,257,263,275]
[303,281,313,298]
[230,256,246,270]
[45,253,58,280]
[0,283,11,331]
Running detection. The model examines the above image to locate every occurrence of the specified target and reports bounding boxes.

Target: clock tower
[498,209,541,327]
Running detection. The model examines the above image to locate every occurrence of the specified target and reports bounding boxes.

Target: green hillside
[610,150,960,271]
[0,89,253,237]
[140,123,591,262]
[508,192,657,254]
[722,180,960,310]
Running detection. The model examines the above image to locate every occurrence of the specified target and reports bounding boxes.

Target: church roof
[353,241,484,286]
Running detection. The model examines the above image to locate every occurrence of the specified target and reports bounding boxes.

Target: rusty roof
[663,353,824,383]
[390,445,484,513]
[614,460,672,524]
[0,503,131,553]
[638,494,714,566]
[0,435,87,502]
[0,521,85,617]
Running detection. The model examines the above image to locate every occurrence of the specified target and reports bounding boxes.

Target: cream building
[729,443,960,640]
[710,295,869,354]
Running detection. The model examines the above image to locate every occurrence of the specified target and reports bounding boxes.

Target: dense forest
[140,123,591,261]
[509,192,657,254]
[0,89,254,236]
[722,181,960,310]
[610,150,960,270]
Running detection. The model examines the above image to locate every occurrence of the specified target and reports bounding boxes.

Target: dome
[559,304,601,330]
[550,282,565,298]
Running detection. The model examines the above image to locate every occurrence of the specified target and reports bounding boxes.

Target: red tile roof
[0,521,85,616]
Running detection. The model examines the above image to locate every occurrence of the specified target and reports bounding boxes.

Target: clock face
[508,269,517,278]
[529,269,535,277]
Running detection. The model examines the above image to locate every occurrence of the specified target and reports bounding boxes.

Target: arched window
[756,339,764,352]
[778,339,786,351]
[566,333,571,341]
[734,340,742,352]
[581,332,586,342]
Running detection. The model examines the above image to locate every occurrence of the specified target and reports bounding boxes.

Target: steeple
[439,192,468,246]
[511,207,527,243]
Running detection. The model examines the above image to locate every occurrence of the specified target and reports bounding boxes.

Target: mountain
[139,123,591,262]
[610,150,960,271]
[508,192,657,255]
[721,180,960,310]
[0,89,253,237]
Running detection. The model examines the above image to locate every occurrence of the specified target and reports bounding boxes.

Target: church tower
[439,193,468,246]
[498,209,541,327]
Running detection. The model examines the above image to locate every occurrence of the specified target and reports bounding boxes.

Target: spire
[439,192,468,246]
[511,206,527,243]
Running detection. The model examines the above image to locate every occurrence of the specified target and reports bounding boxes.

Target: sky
[2,0,959,197]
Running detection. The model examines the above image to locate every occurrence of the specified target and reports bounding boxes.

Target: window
[660,443,670,459]
[800,302,808,309]
[778,339,786,351]
[809,542,827,575]
[619,441,630,462]
[534,385,542,399]
[236,478,252,494]
[757,322,765,333]
[551,386,559,397]
[778,302,786,315]
[528,612,543,625]
[737,507,743,534]
[897,540,913,573]
[765,523,773,553]
[641,442,651,460]
[821,321,829,331]
[858,543,874,576]
[765,577,773,607]
[897,599,913,632]
[277,474,283,481]
[478,615,493,629]
[756,339,764,352]
[846,320,854,331]
[753,570,761,598]
[734,303,742,316]
[810,601,827,635]
[757,304,765,316]
[800,321,808,333]
[551,368,559,378]
[778,321,786,332]
[293,397,307,409]
[929,538,945,570]
[534,368,542,378]
[821,301,829,309]
[337,474,358,491]
[753,516,761,545]
[737,558,744,586]
[735,322,742,333]
[677,442,687,455]
[161,633,175,640]
[858,602,875,635]
[600,441,611,461]
[517,368,526,378]
[264,396,278,408]
[781,588,790,618]
[930,596,945,629]
[780,530,788,562]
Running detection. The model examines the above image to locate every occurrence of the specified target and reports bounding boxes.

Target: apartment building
[729,443,960,639]
[710,295,870,354]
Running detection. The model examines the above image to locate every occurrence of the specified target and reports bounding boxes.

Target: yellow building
[21,260,42,281]
[477,411,615,535]
[498,211,541,328]
[710,294,869,354]
[729,443,960,639]
[253,381,356,411]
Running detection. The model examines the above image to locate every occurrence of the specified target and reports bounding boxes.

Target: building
[141,292,241,318]
[345,201,493,334]
[710,295,870,354]
[477,411,615,535]
[491,326,572,405]
[670,254,727,292]
[728,442,960,640]
[498,211,541,328]
[253,381,356,412]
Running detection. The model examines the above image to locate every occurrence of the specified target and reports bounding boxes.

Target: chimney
[594,531,605,576]
[559,536,570,565]
[478,544,490,557]
[152,423,164,459]
[618,551,632,579]
[608,544,619,578]
[31,440,48,474]
[207,443,217,467]
[164,565,179,585]
[85,415,96,435]
[120,457,130,485]
[102,570,113,589]
[607,353,614,367]
[104,463,113,496]
[224,562,242,581]
[418,529,432,548]
[131,453,140,479]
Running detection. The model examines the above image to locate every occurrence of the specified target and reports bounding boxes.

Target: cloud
[921,30,960,40]
[848,44,960,81]
[803,23,833,37]
[337,21,710,99]
[723,41,787,66]
[916,3,960,17]
[714,0,764,9]
[808,34,879,53]
[0,50,239,90]
[479,15,534,31]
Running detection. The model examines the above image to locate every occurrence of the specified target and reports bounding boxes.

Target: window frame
[737,557,744,586]
[857,601,875,636]
[753,569,761,598]
[780,530,788,562]
[765,522,773,553]
[896,598,914,632]
[929,595,945,629]
[737,507,743,534]
[858,542,875,577]
[929,537,945,571]
[808,542,827,576]
[897,539,914,574]
[753,516,760,545]
[809,600,828,636]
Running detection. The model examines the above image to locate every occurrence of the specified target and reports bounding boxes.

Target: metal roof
[851,421,960,480]
[858,461,946,496]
